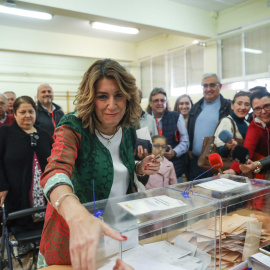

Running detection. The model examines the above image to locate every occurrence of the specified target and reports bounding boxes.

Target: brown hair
[152,135,167,144]
[13,96,37,115]
[74,59,140,133]
[173,94,193,113]
[232,91,251,104]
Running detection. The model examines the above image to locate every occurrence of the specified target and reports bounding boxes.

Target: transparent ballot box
[83,187,218,270]
[167,174,270,269]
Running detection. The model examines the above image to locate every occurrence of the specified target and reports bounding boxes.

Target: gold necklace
[97,129,117,144]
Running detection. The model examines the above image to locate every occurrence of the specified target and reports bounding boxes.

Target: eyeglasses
[253,104,270,114]
[202,83,220,89]
[153,144,167,149]
[30,133,39,147]
[151,99,166,104]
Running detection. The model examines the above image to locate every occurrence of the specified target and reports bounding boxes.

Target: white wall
[0,25,136,61]
[218,0,270,34]
[0,51,93,112]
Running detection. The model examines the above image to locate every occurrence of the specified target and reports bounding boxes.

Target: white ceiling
[0,0,250,43]
[170,0,250,11]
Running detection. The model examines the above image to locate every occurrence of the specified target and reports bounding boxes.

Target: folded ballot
[196,178,248,193]
[117,195,186,216]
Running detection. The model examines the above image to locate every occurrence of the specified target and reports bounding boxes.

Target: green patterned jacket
[58,112,137,203]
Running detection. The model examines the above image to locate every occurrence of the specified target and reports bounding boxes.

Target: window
[140,60,151,99]
[152,55,166,90]
[139,45,204,98]
[169,50,185,96]
[186,45,204,94]
[221,35,242,79]
[245,25,270,75]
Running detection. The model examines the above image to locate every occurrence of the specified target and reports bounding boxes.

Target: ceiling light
[199,41,206,47]
[192,40,199,45]
[0,5,52,20]
[91,22,139,35]
[242,48,262,54]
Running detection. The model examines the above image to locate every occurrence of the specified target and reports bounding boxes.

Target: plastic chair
[0,204,46,270]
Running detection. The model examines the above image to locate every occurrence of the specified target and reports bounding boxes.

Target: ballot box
[167,174,270,269]
[83,187,218,270]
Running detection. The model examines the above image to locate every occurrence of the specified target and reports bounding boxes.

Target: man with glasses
[146,87,189,182]
[187,73,231,181]
[0,93,14,126]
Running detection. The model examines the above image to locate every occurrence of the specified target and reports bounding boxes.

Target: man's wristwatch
[253,161,262,174]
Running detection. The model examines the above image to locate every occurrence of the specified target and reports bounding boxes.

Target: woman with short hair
[0,96,53,226]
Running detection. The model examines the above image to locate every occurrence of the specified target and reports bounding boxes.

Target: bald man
[36,83,64,137]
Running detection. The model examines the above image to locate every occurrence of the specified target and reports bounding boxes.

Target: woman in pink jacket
[145,135,177,189]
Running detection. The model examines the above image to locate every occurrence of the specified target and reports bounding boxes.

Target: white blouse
[95,128,129,198]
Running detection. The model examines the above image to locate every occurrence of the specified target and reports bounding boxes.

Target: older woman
[214,91,251,157]
[224,89,270,176]
[37,59,161,269]
[0,96,53,226]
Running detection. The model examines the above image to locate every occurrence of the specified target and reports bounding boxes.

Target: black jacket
[187,94,232,152]
[36,101,64,137]
[0,121,53,218]
[261,156,270,172]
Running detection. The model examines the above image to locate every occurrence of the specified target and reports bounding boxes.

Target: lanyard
[155,117,163,135]
[51,110,56,129]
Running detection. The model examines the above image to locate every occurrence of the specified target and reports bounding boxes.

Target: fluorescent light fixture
[192,40,199,45]
[91,22,139,35]
[0,5,52,20]
[242,48,262,54]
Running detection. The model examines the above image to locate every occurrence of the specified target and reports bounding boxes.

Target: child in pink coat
[145,135,177,190]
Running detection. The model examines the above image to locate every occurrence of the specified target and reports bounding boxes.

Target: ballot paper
[170,213,270,269]
[247,252,270,270]
[117,195,186,216]
[136,126,152,142]
[98,254,188,270]
[142,241,192,264]
[98,240,210,270]
[196,178,248,193]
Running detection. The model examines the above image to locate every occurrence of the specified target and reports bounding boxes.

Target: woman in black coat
[0,96,53,227]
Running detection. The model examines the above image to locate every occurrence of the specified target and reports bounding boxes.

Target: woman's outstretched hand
[67,204,128,270]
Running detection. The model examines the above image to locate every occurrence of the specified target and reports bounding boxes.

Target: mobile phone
[152,153,163,161]
[259,243,270,256]
[166,145,170,152]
